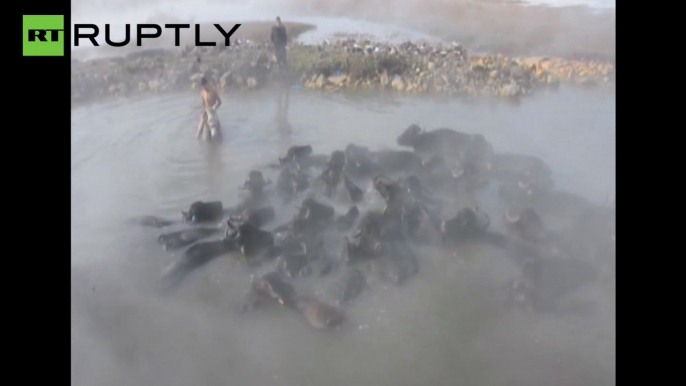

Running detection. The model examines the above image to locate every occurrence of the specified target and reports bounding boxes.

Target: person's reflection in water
[275,83,292,148]
[204,140,223,193]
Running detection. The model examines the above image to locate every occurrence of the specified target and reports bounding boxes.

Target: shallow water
[71,87,615,386]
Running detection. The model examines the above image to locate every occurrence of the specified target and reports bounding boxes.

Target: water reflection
[275,84,292,147]
[203,139,223,192]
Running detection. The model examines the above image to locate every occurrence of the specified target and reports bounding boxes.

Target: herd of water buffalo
[130,124,616,330]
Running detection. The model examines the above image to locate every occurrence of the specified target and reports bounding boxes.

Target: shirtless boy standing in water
[196,77,222,140]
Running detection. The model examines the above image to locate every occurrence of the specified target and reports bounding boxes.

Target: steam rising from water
[72,87,615,386]
[71,2,614,385]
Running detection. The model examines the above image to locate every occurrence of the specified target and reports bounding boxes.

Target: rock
[70,39,614,105]
[534,67,547,80]
[517,56,548,69]
[148,80,160,92]
[391,75,405,91]
[315,74,326,88]
[471,63,486,73]
[500,82,520,97]
[576,77,597,87]
[219,71,232,90]
[510,65,527,79]
[547,75,560,89]
[379,70,389,87]
[246,77,258,89]
[190,73,204,88]
[328,74,348,87]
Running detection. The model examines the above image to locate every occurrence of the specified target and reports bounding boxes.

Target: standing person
[196,77,223,141]
[271,16,288,75]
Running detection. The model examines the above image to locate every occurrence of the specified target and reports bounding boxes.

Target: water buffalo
[279,144,313,166]
[295,197,336,228]
[329,267,367,305]
[182,201,224,223]
[451,162,490,193]
[418,155,463,194]
[400,176,435,204]
[158,227,224,250]
[298,153,330,171]
[371,149,424,176]
[396,124,494,164]
[344,144,379,179]
[295,297,345,330]
[487,153,553,185]
[341,235,382,265]
[504,274,536,312]
[369,254,411,286]
[160,238,238,291]
[276,164,310,202]
[496,171,554,203]
[399,176,443,218]
[317,150,364,203]
[275,243,311,278]
[370,240,420,285]
[335,206,360,231]
[228,206,276,228]
[353,210,390,247]
[440,206,491,243]
[128,215,176,228]
[373,176,439,242]
[504,208,547,243]
[240,170,271,198]
[242,271,298,311]
[403,201,443,245]
[226,219,276,262]
[321,150,346,184]
[343,175,365,203]
[223,172,274,218]
[372,176,407,218]
[272,197,336,238]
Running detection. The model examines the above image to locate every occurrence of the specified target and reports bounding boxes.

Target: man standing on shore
[271,17,288,75]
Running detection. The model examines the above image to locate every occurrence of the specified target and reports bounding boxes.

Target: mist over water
[72,1,615,386]
[72,87,615,386]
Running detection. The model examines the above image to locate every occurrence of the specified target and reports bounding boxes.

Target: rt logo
[23,15,64,56]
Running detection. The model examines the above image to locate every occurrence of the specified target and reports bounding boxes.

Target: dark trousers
[275,45,287,69]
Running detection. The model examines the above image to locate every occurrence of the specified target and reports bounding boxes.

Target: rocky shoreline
[71,37,615,106]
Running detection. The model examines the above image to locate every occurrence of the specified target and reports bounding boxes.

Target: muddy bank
[71,37,614,106]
